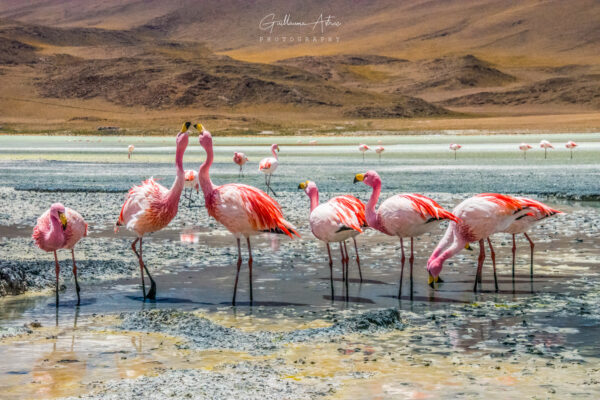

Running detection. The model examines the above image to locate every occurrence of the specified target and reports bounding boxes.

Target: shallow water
[1,133,599,398]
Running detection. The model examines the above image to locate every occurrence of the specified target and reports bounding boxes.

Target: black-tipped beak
[353,177,359,184]
[297,184,303,190]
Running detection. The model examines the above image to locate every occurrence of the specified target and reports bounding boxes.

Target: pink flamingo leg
[524,232,535,279]
[409,237,414,299]
[473,239,486,292]
[398,238,405,298]
[71,249,81,305]
[54,250,60,307]
[139,238,156,300]
[352,237,363,282]
[326,243,334,297]
[232,238,242,305]
[247,237,253,304]
[131,238,145,299]
[487,238,499,292]
[511,234,516,281]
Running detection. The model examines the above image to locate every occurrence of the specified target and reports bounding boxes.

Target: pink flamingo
[565,141,578,159]
[519,143,533,159]
[259,144,279,196]
[183,169,199,206]
[358,144,370,161]
[115,122,191,300]
[196,124,299,305]
[233,152,249,177]
[504,197,561,279]
[540,140,554,159]
[33,203,87,306]
[298,180,366,296]
[449,143,462,159]
[375,146,385,161]
[427,193,529,292]
[354,171,458,298]
[128,145,134,159]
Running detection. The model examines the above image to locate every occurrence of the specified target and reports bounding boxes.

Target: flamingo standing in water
[519,143,532,159]
[540,140,554,159]
[298,180,366,296]
[196,124,299,305]
[358,144,370,161]
[427,193,529,292]
[183,170,199,206]
[503,197,561,280]
[115,122,191,300]
[33,203,87,306]
[354,170,458,298]
[565,141,578,159]
[128,145,135,159]
[449,143,462,159]
[259,144,279,196]
[233,152,249,177]
[375,146,385,161]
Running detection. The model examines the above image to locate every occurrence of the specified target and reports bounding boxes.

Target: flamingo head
[272,143,280,153]
[50,203,67,230]
[176,122,190,149]
[196,123,212,148]
[353,170,381,188]
[426,254,444,281]
[298,180,317,196]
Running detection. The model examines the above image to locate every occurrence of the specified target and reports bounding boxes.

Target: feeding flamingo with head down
[195,124,299,305]
[353,170,458,298]
[449,143,462,159]
[540,140,554,159]
[115,122,191,300]
[259,144,279,196]
[565,141,578,159]
[427,193,530,292]
[503,197,561,280]
[33,203,87,306]
[519,143,532,159]
[358,144,370,161]
[298,180,366,297]
[233,152,249,177]
[128,145,134,159]
[375,146,385,161]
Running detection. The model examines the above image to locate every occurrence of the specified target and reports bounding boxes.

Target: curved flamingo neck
[165,143,186,207]
[46,216,65,248]
[199,140,216,197]
[271,145,278,160]
[307,188,319,212]
[365,179,384,232]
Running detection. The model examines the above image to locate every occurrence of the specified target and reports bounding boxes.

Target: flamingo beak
[193,123,204,132]
[353,173,365,184]
[428,273,441,288]
[59,212,67,230]
[181,121,191,132]
[465,243,473,251]
[298,181,308,190]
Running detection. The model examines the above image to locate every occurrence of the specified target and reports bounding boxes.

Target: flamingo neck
[47,216,65,247]
[365,179,383,232]
[307,189,319,212]
[165,144,185,208]
[271,146,278,160]
[199,141,216,197]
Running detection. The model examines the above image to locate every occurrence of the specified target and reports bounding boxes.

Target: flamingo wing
[516,197,561,218]
[403,194,459,223]
[476,193,523,213]
[116,178,168,232]
[63,207,87,249]
[329,195,367,232]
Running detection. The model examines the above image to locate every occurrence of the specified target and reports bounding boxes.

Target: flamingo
[298,180,366,296]
[427,193,529,292]
[195,124,299,305]
[258,144,279,196]
[33,203,87,306]
[128,145,134,159]
[540,140,554,159]
[183,169,199,206]
[233,152,249,177]
[353,170,458,298]
[115,122,191,300]
[519,143,533,159]
[565,141,578,159]
[504,197,561,280]
[358,144,370,161]
[375,146,385,161]
[449,143,462,159]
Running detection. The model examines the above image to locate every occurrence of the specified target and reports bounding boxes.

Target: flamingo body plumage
[233,152,249,176]
[259,144,279,196]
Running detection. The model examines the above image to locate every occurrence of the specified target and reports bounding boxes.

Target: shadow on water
[124,295,212,305]
[379,294,470,304]
[323,295,375,304]
[324,277,391,285]
[46,298,97,308]
[219,301,308,307]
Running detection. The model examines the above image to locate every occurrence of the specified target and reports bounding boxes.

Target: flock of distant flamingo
[34,123,567,307]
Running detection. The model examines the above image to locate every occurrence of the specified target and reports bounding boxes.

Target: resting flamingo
[504,197,561,280]
[565,141,578,159]
[358,144,370,161]
[233,152,249,177]
[196,124,299,305]
[519,143,532,159]
[375,146,385,161]
[427,193,529,292]
[259,144,279,196]
[540,140,554,159]
[298,180,366,296]
[115,122,191,300]
[183,169,199,206]
[128,145,134,159]
[33,203,87,306]
[354,170,458,298]
[449,143,462,159]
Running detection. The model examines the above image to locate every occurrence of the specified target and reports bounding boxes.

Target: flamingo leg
[398,238,405,299]
[326,243,334,298]
[487,238,499,292]
[352,237,363,282]
[232,238,242,305]
[54,250,60,307]
[247,237,253,304]
[342,241,349,301]
[340,242,345,283]
[131,238,145,299]
[473,239,486,292]
[267,174,278,197]
[409,237,414,299]
[71,249,81,306]
[524,232,535,279]
[139,238,156,300]
[511,234,516,281]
